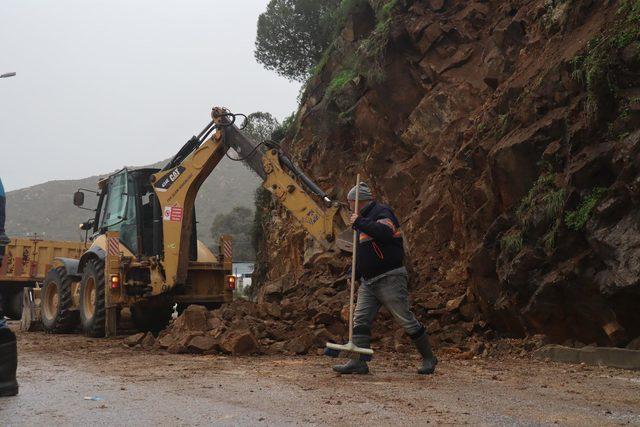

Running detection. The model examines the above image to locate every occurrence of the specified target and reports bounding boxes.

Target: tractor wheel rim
[43,282,59,320]
[83,277,96,319]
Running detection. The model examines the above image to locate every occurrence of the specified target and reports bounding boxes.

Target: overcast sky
[0,1,300,191]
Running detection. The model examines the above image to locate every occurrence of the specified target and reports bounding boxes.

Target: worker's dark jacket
[353,201,404,280]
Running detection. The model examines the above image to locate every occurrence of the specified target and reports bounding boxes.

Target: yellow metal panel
[0,238,86,282]
[151,117,228,289]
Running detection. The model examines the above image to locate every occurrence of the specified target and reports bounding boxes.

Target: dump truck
[0,237,86,324]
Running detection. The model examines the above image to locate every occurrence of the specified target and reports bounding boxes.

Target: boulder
[627,337,640,351]
[285,332,315,355]
[183,306,208,332]
[124,332,145,347]
[220,329,259,356]
[446,295,465,312]
[206,317,224,331]
[167,342,187,354]
[257,281,282,305]
[187,335,216,353]
[312,310,335,326]
[157,334,177,349]
[141,332,156,350]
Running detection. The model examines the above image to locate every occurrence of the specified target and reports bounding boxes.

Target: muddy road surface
[2,323,639,426]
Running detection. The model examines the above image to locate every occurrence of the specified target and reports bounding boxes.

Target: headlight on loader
[226,275,236,290]
[110,274,120,289]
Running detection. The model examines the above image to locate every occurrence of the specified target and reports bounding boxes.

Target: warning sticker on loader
[163,205,183,222]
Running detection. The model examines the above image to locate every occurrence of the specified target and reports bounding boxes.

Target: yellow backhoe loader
[32,111,239,337]
[23,107,349,338]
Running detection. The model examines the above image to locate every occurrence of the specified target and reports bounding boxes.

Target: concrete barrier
[533,345,640,370]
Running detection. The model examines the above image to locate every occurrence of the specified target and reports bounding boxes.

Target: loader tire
[79,259,106,338]
[42,267,78,333]
[131,297,173,335]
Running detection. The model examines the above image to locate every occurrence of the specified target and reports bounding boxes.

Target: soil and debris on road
[3,323,640,426]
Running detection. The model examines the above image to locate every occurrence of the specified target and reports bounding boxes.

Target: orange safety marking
[359,232,372,242]
[372,242,384,259]
[377,218,396,231]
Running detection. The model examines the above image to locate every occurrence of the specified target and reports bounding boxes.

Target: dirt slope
[254,0,640,348]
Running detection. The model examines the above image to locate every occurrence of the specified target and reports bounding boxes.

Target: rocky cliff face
[256,0,640,348]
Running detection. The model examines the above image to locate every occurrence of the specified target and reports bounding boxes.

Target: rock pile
[126,268,491,356]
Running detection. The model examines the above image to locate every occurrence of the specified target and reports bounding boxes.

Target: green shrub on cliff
[570,0,640,120]
[565,187,607,231]
[501,231,524,256]
[327,68,358,96]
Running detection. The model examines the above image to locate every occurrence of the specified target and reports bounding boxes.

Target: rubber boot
[0,328,18,396]
[332,358,369,374]
[332,329,370,374]
[413,330,438,375]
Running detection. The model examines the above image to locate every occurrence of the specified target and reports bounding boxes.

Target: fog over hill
[5,157,260,248]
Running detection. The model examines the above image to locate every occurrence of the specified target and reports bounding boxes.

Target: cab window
[100,172,128,229]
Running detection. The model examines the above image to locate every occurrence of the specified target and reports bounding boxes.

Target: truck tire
[79,259,105,338]
[42,267,78,333]
[4,289,23,320]
[131,297,173,334]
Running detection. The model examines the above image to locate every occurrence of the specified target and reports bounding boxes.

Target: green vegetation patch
[570,0,640,119]
[501,231,524,256]
[327,68,358,95]
[565,187,607,231]
[516,173,565,228]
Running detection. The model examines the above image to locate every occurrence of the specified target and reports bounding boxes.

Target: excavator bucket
[335,228,354,253]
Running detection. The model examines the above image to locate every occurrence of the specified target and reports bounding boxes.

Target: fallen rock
[183,305,208,332]
[627,336,640,351]
[257,282,282,305]
[459,303,479,320]
[285,332,315,355]
[207,316,224,331]
[141,332,156,350]
[157,334,177,349]
[124,332,145,347]
[312,310,335,326]
[220,329,259,356]
[187,335,216,353]
[167,342,186,354]
[446,295,466,312]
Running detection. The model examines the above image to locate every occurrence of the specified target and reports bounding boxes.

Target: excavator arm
[150,109,232,287]
[152,107,350,288]
[222,117,352,253]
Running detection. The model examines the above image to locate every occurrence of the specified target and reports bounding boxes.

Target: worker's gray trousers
[352,267,424,349]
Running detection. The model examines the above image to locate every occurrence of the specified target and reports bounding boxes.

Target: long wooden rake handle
[348,174,360,342]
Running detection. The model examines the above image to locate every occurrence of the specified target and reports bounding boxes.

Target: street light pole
[0,72,16,79]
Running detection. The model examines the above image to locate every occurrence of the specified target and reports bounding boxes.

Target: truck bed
[0,237,86,284]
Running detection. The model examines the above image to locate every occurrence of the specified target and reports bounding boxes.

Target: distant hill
[5,157,260,248]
